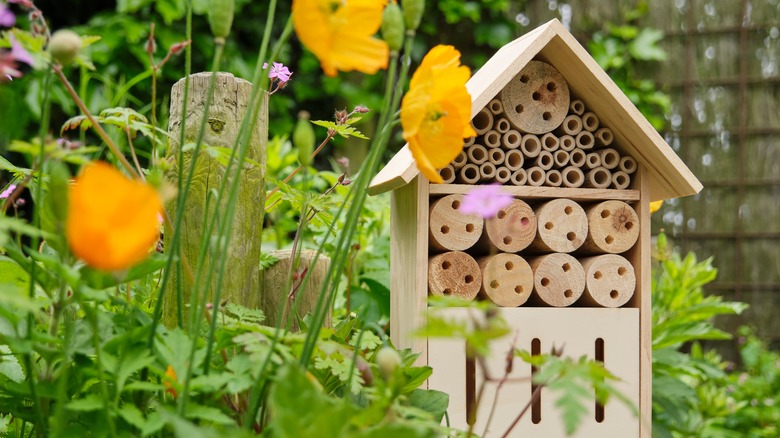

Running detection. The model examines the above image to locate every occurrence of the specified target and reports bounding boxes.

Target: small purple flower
[459,184,514,219]
[0,4,15,27]
[263,62,292,83]
[10,35,33,66]
[0,183,17,199]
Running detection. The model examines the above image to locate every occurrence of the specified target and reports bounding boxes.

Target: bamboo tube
[580,200,640,254]
[481,198,537,252]
[559,134,576,151]
[545,169,563,187]
[499,60,570,134]
[584,167,612,189]
[502,130,522,150]
[585,152,602,169]
[581,111,599,132]
[569,99,585,116]
[529,198,588,253]
[612,171,631,189]
[495,167,511,184]
[562,166,584,188]
[429,194,484,251]
[595,127,614,147]
[464,136,476,147]
[467,144,488,165]
[488,148,506,166]
[439,165,456,184]
[428,251,481,300]
[598,148,620,170]
[484,129,502,149]
[504,149,524,171]
[520,134,541,158]
[478,254,534,307]
[495,117,511,134]
[458,163,480,184]
[488,98,504,115]
[526,166,546,186]
[619,156,637,174]
[556,114,583,136]
[541,133,559,152]
[579,255,636,308]
[533,150,554,170]
[510,168,527,186]
[528,253,585,307]
[553,150,570,168]
[576,130,595,149]
[471,107,493,135]
[452,150,468,169]
[569,149,586,167]
[479,162,496,182]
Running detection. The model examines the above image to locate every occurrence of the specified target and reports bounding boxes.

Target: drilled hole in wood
[564,289,573,298]
[515,104,524,114]
[625,221,634,230]
[564,206,573,215]
[605,235,615,244]
[443,288,452,295]
[594,271,603,279]
[490,280,500,289]
[540,278,550,287]
[520,217,530,226]
[562,263,571,272]
[442,261,451,270]
[532,91,542,101]
[546,82,556,91]
[618,267,627,276]
[440,225,449,234]
[466,223,474,233]
[566,232,576,241]
[610,290,619,299]
[465,275,474,284]
[545,222,554,230]
[520,74,530,83]
[505,261,514,270]
[601,209,611,218]
[503,236,512,245]
[515,285,524,294]
[542,112,552,121]
[452,200,460,209]
[497,210,507,219]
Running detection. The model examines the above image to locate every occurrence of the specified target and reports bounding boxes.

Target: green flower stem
[81,295,117,438]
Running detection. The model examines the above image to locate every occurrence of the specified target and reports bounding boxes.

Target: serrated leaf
[259,251,280,270]
[60,115,92,135]
[0,345,24,383]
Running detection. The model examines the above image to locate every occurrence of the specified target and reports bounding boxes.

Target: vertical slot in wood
[531,338,542,424]
[466,354,476,425]
[595,337,605,423]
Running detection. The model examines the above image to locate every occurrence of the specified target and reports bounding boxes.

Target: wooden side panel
[636,167,652,437]
[390,176,430,367]
[429,307,640,437]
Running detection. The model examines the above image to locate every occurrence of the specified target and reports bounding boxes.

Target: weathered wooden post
[163,72,266,326]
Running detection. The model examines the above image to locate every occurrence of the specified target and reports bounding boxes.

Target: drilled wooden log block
[580,200,639,254]
[482,198,537,252]
[478,253,534,307]
[428,251,481,300]
[579,255,636,308]
[429,194,484,251]
[529,198,588,253]
[529,253,586,307]
[499,60,570,134]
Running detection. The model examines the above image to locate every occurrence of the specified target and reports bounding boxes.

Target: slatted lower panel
[428,307,640,437]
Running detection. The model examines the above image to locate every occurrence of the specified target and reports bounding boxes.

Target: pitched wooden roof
[368,19,702,201]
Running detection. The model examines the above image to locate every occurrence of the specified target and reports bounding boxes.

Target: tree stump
[163,72,266,327]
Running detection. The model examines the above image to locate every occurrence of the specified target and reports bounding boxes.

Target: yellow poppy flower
[66,161,162,272]
[401,45,475,183]
[649,200,663,214]
[292,0,389,77]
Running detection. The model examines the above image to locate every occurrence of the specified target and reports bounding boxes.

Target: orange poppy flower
[401,45,475,183]
[163,365,179,398]
[292,0,389,77]
[649,200,663,213]
[66,161,162,271]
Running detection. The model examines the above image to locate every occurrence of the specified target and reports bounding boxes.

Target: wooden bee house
[368,19,701,437]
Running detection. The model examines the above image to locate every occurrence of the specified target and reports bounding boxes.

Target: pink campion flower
[10,36,33,66]
[263,62,292,83]
[0,183,17,199]
[0,3,15,27]
[459,184,514,219]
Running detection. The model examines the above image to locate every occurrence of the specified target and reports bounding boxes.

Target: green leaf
[184,404,235,425]
[260,251,280,270]
[629,28,668,61]
[66,394,104,411]
[81,253,167,290]
[310,120,369,140]
[407,389,448,422]
[0,345,24,383]
[118,404,147,430]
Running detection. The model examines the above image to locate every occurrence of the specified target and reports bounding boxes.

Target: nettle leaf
[310,120,369,140]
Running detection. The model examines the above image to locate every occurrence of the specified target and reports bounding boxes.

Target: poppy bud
[376,346,402,378]
[49,29,82,66]
[381,2,404,52]
[401,0,425,32]
[208,0,235,40]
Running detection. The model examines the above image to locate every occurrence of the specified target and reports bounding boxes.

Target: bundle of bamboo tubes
[437,60,638,190]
